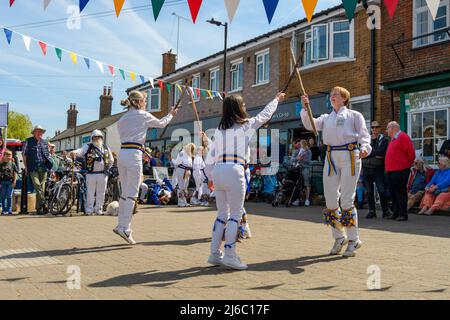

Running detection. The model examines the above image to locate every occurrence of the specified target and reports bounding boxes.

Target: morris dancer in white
[300,87,371,257]
[205,92,285,270]
[174,143,195,207]
[192,146,209,206]
[72,130,113,215]
[114,90,176,244]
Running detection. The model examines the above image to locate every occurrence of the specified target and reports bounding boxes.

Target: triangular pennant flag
[55,48,62,61]
[108,65,115,76]
[166,82,171,93]
[176,84,182,93]
[119,69,125,80]
[130,72,136,82]
[188,87,195,96]
[84,57,90,69]
[9,0,15,7]
[158,80,164,91]
[187,0,203,23]
[383,0,399,21]
[139,75,145,83]
[201,90,207,98]
[3,29,13,45]
[96,61,104,73]
[224,0,240,23]
[44,0,52,10]
[207,90,213,98]
[69,52,77,65]
[38,41,47,56]
[151,0,165,21]
[114,0,125,17]
[149,78,154,88]
[262,0,279,24]
[217,92,223,100]
[79,0,90,12]
[425,0,441,20]
[22,35,31,51]
[195,88,201,97]
[342,0,358,22]
[302,0,318,22]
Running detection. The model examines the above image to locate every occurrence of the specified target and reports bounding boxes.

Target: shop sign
[405,87,450,111]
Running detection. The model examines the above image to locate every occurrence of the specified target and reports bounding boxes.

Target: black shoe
[42,205,49,214]
[387,214,398,220]
[396,216,408,221]
[365,211,377,219]
[382,211,392,219]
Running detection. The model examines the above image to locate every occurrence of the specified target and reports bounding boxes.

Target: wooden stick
[289,46,318,136]
[159,77,192,139]
[185,82,206,148]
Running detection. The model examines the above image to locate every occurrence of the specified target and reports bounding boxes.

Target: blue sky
[0,0,341,138]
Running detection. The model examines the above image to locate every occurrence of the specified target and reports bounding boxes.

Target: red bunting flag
[383,0,399,21]
[38,41,47,56]
[9,0,15,7]
[114,0,125,17]
[187,0,203,23]
[108,65,115,76]
[195,88,201,98]
[158,80,164,91]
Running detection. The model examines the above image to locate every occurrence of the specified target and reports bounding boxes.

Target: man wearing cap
[23,125,53,214]
[71,130,113,215]
[362,121,390,219]
[48,142,61,172]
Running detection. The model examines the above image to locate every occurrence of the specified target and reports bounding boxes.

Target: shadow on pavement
[140,237,211,247]
[245,203,450,239]
[89,254,342,288]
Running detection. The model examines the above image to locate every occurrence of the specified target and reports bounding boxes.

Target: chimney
[67,103,78,130]
[162,50,177,75]
[99,86,113,120]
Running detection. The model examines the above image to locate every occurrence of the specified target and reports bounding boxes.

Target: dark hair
[218,94,249,130]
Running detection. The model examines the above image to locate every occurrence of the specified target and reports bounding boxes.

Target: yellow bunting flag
[130,71,136,82]
[207,90,213,98]
[302,0,318,22]
[114,0,125,17]
[69,52,77,64]
[176,84,182,93]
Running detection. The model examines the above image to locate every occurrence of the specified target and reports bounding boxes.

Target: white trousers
[193,169,208,200]
[117,149,142,233]
[323,150,361,241]
[211,164,246,256]
[139,183,149,202]
[176,168,190,204]
[85,173,108,214]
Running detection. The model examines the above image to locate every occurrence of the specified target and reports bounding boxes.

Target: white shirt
[117,108,173,145]
[300,106,372,154]
[206,98,279,167]
[175,150,193,168]
[193,155,205,171]
[75,143,113,172]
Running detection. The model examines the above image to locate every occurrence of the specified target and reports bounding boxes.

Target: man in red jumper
[385,121,416,221]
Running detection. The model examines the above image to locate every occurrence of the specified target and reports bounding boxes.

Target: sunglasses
[372,126,380,128]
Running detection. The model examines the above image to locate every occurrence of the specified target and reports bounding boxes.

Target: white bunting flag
[22,35,31,51]
[224,0,240,22]
[44,0,52,10]
[425,0,441,20]
[96,61,104,73]
[149,77,154,88]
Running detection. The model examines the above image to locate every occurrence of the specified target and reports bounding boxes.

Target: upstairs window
[413,0,449,48]
[147,88,160,112]
[255,49,270,84]
[230,59,243,91]
[209,68,220,92]
[192,73,200,101]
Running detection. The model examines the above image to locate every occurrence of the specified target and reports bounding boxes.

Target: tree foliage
[6,111,33,141]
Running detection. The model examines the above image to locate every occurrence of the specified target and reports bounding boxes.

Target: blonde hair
[121,90,146,109]
[331,86,351,105]
[438,156,450,169]
[300,139,309,150]
[184,143,196,157]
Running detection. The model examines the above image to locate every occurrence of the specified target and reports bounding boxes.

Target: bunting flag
[79,0,90,12]
[207,90,213,98]
[383,0,399,21]
[187,0,203,23]
[302,0,318,22]
[262,0,279,23]
[44,0,52,10]
[151,0,165,21]
[55,47,62,61]
[342,0,358,22]
[108,65,115,76]
[114,0,125,17]
[149,78,154,88]
[224,0,240,23]
[195,88,201,97]
[96,61,104,73]
[84,57,90,69]
[425,0,441,20]
[201,90,207,98]
[119,69,126,80]
[69,52,77,64]
[158,80,164,91]
[22,35,31,51]
[3,29,12,44]
[38,41,47,55]
[130,71,136,82]
[166,82,171,92]
[176,84,182,93]
[140,75,145,83]
[9,0,15,7]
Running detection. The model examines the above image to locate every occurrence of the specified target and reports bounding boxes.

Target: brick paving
[0,203,449,300]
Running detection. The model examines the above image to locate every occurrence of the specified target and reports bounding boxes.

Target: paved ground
[0,202,449,300]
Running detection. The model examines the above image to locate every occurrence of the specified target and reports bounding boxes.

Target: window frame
[412,0,450,48]
[192,73,201,102]
[230,58,244,92]
[312,23,329,62]
[209,67,220,94]
[147,87,161,112]
[255,48,270,85]
[172,80,182,107]
[330,20,354,59]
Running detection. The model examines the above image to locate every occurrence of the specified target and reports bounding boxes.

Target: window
[209,68,220,93]
[332,21,350,58]
[255,49,270,84]
[147,88,161,112]
[350,98,371,128]
[230,60,243,91]
[413,0,449,48]
[410,109,449,164]
[192,73,200,101]
[300,20,352,67]
[173,80,182,106]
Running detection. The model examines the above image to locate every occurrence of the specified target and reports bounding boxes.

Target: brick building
[128,2,380,163]
[380,0,450,164]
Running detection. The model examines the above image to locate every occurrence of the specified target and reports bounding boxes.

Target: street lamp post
[207,18,228,94]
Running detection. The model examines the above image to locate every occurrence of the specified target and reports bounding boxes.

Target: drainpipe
[363,0,377,121]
